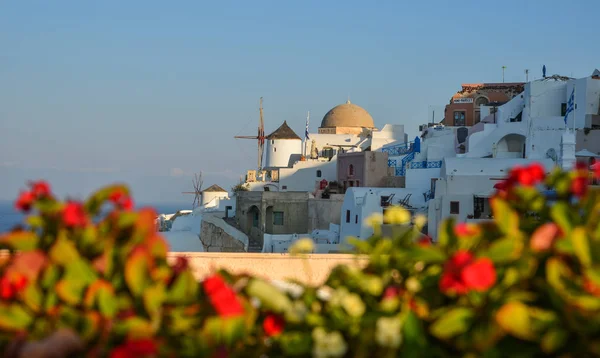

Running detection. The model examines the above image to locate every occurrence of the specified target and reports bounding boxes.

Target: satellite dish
[546,148,557,162]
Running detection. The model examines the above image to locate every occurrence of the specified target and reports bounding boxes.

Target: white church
[242,99,408,193]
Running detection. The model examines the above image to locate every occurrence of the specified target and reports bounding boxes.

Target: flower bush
[1,163,600,357]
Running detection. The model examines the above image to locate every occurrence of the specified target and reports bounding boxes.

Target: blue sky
[1,0,599,204]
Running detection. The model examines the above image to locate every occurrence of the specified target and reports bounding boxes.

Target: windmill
[234,97,266,170]
[181,172,203,209]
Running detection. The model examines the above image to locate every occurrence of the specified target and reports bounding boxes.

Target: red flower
[528,163,546,182]
[202,275,244,317]
[263,314,285,337]
[15,191,35,212]
[575,161,588,171]
[583,278,600,298]
[109,189,134,210]
[12,274,28,291]
[439,250,496,295]
[172,256,189,275]
[454,223,480,237]
[460,258,496,291]
[592,162,600,179]
[417,236,432,247]
[0,277,15,300]
[30,181,51,198]
[571,176,588,198]
[63,201,88,228]
[382,286,404,300]
[110,339,157,358]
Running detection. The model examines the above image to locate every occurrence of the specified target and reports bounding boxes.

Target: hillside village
[160,68,600,253]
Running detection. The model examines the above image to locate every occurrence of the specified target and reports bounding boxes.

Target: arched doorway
[496,134,526,158]
[246,205,260,230]
[265,206,274,234]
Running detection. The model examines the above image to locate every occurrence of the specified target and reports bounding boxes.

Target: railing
[397,152,416,176]
[382,141,414,156]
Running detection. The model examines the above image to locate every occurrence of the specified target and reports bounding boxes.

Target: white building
[427,157,555,240]
[244,100,407,193]
[339,187,427,241]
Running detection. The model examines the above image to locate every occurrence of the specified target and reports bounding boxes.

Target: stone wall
[200,216,247,252]
[166,252,368,285]
[308,195,344,231]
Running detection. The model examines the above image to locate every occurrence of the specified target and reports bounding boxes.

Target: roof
[320,100,375,129]
[266,121,301,140]
[202,184,228,193]
[576,149,599,157]
[442,158,555,177]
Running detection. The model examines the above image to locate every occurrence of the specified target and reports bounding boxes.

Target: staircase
[247,238,263,253]
[398,151,416,176]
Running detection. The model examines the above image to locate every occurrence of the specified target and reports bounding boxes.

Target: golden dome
[320,100,375,128]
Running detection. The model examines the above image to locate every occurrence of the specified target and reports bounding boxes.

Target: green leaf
[25,216,44,229]
[551,202,573,236]
[496,301,535,340]
[490,198,519,235]
[56,279,86,305]
[125,248,150,297]
[114,316,155,339]
[541,327,568,354]
[49,236,81,265]
[406,246,447,264]
[246,279,292,313]
[167,270,198,304]
[280,331,312,356]
[84,184,130,215]
[546,258,569,294]
[572,227,592,267]
[143,283,166,319]
[22,283,43,313]
[438,218,457,249]
[40,264,60,289]
[430,307,474,339]
[402,310,427,355]
[98,286,118,318]
[480,237,523,264]
[64,259,98,285]
[0,231,39,251]
[0,303,33,331]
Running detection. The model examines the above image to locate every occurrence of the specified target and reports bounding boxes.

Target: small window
[348,164,355,176]
[381,195,391,207]
[450,201,460,214]
[271,140,275,144]
[282,185,287,190]
[346,210,351,223]
[274,147,276,152]
[475,97,489,106]
[355,215,358,224]
[561,103,567,116]
[252,211,259,228]
[453,112,466,126]
[273,211,284,225]
[317,170,322,178]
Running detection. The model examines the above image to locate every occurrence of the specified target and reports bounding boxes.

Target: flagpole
[572,84,576,133]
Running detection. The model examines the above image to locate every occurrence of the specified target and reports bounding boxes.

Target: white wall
[279,159,337,192]
[405,168,440,191]
[371,124,406,151]
[524,80,567,120]
[265,139,302,168]
[202,191,229,208]
[571,77,600,129]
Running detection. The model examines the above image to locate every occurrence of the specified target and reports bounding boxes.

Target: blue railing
[397,152,415,176]
[382,142,413,156]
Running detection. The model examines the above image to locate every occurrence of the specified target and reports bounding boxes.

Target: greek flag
[564,88,574,125]
[305,112,310,140]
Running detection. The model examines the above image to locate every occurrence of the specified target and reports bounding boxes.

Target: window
[561,103,567,116]
[348,164,355,176]
[475,97,489,106]
[252,211,259,228]
[317,170,322,178]
[282,185,287,190]
[271,140,275,144]
[450,201,460,214]
[473,197,484,219]
[381,195,391,207]
[274,147,276,152]
[453,111,466,126]
[273,211,284,225]
[346,210,351,223]
[355,215,358,224]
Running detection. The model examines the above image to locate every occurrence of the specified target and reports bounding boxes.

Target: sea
[0,200,191,233]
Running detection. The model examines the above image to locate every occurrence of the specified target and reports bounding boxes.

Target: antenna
[502,66,507,83]
[525,69,529,82]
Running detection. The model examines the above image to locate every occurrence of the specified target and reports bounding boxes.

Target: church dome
[320,100,375,128]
